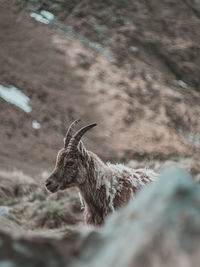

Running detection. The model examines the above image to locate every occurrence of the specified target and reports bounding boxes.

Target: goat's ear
[78,141,88,158]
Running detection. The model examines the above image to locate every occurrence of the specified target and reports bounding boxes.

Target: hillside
[0,1,200,266]
[0,0,200,176]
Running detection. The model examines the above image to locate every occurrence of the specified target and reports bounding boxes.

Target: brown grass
[0,170,83,231]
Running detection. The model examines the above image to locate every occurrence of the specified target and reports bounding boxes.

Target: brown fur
[45,129,157,226]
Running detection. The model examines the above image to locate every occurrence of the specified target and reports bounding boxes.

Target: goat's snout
[45,176,59,193]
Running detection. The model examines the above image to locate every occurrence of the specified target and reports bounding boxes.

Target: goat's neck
[78,151,108,200]
[78,151,110,224]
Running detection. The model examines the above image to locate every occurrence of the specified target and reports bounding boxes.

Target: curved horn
[64,119,81,148]
[67,123,97,151]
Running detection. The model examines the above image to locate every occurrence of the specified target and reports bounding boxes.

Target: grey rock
[80,167,200,267]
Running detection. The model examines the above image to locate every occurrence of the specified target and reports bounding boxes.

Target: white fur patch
[93,162,158,211]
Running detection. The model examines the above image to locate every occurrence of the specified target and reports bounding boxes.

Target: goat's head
[45,120,97,193]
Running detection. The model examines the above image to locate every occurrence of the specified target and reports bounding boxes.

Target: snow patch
[0,85,32,113]
[40,10,55,21]
[32,120,41,129]
[30,10,55,24]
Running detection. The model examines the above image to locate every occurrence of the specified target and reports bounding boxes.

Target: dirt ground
[0,0,200,177]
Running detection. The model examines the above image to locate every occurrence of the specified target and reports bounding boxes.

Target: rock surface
[81,167,200,267]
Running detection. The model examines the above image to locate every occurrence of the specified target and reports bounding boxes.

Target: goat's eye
[66,161,74,167]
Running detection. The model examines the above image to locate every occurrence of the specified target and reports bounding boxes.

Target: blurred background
[0,0,200,265]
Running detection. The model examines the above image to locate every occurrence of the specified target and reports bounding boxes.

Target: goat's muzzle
[45,179,59,193]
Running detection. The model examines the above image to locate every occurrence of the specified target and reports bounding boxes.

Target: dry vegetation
[0,170,82,233]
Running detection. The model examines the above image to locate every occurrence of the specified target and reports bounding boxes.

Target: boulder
[81,167,200,267]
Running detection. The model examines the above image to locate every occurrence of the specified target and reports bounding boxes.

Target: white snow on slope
[0,85,32,113]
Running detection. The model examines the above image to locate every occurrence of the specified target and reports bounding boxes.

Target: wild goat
[45,119,158,226]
